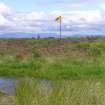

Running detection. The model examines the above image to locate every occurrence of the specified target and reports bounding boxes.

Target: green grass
[0,37,105,104]
[0,37,104,79]
[14,78,105,105]
[0,55,104,79]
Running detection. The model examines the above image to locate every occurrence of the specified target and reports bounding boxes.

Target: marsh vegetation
[14,78,105,105]
[0,37,104,79]
[0,37,105,105]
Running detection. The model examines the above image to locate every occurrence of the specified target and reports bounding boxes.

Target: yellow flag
[55,16,62,22]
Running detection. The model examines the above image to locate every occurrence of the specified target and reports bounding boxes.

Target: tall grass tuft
[15,79,105,105]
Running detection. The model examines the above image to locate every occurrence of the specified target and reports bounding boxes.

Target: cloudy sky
[0,0,105,36]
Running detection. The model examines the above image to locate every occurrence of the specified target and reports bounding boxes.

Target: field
[0,37,104,79]
[14,78,105,105]
[0,37,105,105]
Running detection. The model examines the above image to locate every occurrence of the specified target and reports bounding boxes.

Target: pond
[0,77,51,96]
[0,77,16,96]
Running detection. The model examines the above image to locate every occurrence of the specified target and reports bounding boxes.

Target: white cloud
[0,3,11,14]
[0,14,10,25]
[0,3,14,27]
[0,3,105,36]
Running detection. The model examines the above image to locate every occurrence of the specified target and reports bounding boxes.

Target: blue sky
[0,0,102,12]
[0,0,105,37]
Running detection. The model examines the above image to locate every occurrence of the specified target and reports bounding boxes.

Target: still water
[0,77,16,96]
[0,77,51,96]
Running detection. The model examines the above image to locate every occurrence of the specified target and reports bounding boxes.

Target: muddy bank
[0,92,14,105]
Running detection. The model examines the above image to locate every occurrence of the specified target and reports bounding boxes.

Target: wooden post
[60,17,62,39]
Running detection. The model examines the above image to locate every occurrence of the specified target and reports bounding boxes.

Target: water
[0,77,51,96]
[0,77,16,96]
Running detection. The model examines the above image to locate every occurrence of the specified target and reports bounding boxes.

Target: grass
[0,37,105,105]
[0,56,104,79]
[14,78,105,105]
[0,37,104,79]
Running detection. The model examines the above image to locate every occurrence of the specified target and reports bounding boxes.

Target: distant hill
[0,32,105,38]
[0,32,63,38]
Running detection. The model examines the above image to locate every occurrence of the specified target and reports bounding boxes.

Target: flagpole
[55,16,62,39]
[60,17,62,39]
